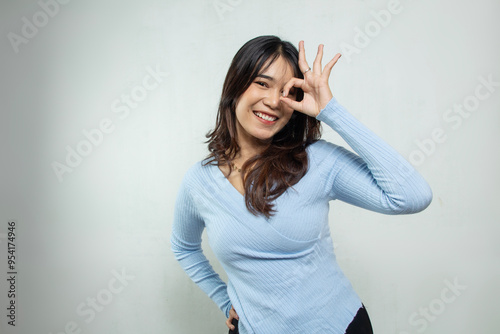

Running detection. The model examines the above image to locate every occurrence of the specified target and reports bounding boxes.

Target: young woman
[171,35,432,334]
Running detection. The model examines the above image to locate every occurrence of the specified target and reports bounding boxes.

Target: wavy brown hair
[203,35,322,218]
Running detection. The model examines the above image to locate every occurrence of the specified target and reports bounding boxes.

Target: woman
[171,35,432,334]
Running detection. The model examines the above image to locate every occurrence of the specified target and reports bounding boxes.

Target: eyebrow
[255,74,274,81]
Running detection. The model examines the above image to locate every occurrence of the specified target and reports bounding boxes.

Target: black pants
[228,304,373,334]
[345,304,374,334]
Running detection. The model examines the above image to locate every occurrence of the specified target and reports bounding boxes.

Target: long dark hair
[203,35,322,218]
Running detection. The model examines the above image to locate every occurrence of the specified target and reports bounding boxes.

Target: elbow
[407,190,433,214]
[418,184,433,212]
[170,234,185,261]
[170,235,202,261]
[409,181,433,213]
[386,184,433,215]
[170,242,183,261]
[170,239,188,261]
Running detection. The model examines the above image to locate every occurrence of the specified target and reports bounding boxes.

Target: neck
[238,141,267,160]
[235,134,270,165]
[235,122,271,156]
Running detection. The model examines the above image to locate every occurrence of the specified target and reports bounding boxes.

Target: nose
[263,88,281,110]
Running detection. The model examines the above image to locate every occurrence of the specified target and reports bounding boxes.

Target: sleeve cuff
[224,301,232,318]
[316,96,341,117]
[315,96,347,128]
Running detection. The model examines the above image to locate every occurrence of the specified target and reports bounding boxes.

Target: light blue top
[171,97,433,334]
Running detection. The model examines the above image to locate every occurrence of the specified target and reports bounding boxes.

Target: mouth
[253,111,278,123]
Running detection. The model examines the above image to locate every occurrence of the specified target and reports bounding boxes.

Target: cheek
[277,112,294,131]
[281,107,294,123]
[234,97,249,118]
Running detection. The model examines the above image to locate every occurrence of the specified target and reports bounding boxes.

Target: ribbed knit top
[171,97,433,334]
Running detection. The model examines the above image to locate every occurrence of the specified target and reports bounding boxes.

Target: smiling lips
[253,111,278,123]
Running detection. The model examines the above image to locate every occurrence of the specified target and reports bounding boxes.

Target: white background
[0,0,499,333]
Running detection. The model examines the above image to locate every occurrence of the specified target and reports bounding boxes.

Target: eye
[255,81,268,88]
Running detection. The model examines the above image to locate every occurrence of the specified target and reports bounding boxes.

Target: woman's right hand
[226,305,239,331]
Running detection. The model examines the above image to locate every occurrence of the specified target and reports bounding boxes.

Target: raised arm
[312,97,432,214]
[280,41,432,214]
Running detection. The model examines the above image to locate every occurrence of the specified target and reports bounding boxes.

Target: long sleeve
[313,96,433,214]
[170,170,232,317]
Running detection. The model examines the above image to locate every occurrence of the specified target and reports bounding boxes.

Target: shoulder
[175,160,214,205]
[185,159,208,176]
[182,159,213,185]
[306,139,359,174]
[306,139,343,163]
[307,139,339,155]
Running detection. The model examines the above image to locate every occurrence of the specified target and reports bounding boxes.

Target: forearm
[316,97,433,214]
[171,238,232,316]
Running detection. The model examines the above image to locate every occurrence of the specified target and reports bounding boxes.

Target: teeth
[254,112,277,122]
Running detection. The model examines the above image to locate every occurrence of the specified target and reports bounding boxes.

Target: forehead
[259,56,295,83]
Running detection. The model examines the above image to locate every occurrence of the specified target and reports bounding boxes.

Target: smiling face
[234,56,297,149]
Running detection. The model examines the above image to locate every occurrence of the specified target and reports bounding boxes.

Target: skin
[234,55,297,155]
[220,55,297,195]
[224,41,341,331]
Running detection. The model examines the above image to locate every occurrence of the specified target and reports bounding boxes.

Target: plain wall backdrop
[0,0,499,333]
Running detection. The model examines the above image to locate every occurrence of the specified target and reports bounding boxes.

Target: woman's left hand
[280,41,341,117]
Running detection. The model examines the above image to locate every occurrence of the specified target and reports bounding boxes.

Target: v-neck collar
[207,162,321,247]
[209,164,247,209]
[207,163,273,226]
[211,164,245,197]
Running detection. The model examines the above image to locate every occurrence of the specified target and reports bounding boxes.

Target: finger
[322,53,341,79]
[280,96,302,111]
[298,40,310,74]
[312,44,323,74]
[226,317,235,330]
[282,77,304,97]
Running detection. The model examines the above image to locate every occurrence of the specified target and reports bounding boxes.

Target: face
[234,56,297,148]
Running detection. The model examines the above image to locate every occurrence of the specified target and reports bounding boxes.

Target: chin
[246,129,275,142]
[253,133,274,142]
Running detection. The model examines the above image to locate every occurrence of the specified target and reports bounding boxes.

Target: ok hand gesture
[280,41,341,117]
